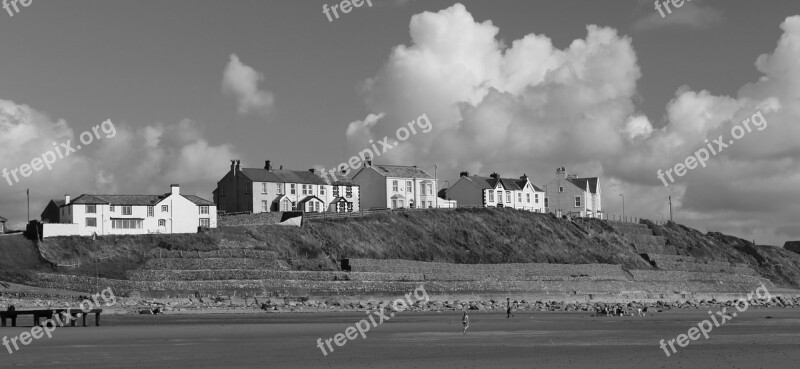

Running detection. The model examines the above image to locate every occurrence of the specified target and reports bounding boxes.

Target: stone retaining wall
[32,272,768,297]
[346,259,629,279]
[142,258,287,271]
[629,270,772,287]
[146,249,279,259]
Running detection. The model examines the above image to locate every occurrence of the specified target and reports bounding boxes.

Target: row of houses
[36,157,601,237]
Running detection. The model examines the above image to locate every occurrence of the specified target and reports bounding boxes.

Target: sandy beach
[1,307,798,369]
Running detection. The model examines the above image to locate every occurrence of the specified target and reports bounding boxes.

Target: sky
[0,0,798,246]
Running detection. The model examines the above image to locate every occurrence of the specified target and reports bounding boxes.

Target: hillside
[2,208,799,293]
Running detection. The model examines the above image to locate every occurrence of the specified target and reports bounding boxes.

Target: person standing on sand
[462,310,470,334]
[506,298,515,318]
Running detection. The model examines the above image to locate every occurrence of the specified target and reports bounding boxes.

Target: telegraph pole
[27,188,30,222]
[434,164,438,208]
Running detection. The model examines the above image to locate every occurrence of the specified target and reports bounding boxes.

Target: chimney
[556,166,567,179]
[490,172,499,180]
[265,160,272,171]
[230,160,236,173]
[171,184,180,196]
[460,171,469,177]
[520,173,528,182]
[65,194,70,205]
[308,168,315,174]
[365,154,372,167]
[235,160,241,174]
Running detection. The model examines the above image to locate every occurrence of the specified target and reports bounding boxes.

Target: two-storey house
[214,160,360,214]
[351,161,438,210]
[43,184,216,237]
[447,172,544,212]
[544,166,602,218]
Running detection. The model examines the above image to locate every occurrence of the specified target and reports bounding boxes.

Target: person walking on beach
[462,310,470,334]
[506,298,515,318]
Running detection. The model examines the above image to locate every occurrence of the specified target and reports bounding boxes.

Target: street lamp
[619,194,625,219]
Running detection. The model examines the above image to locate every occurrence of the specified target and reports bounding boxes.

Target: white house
[544,166,602,218]
[43,184,216,238]
[351,162,440,210]
[447,172,544,212]
[214,160,360,214]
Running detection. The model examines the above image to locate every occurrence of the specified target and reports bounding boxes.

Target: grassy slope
[2,208,799,288]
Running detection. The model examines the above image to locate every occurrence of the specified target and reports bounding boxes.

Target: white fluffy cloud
[0,100,237,228]
[347,3,800,245]
[222,54,275,117]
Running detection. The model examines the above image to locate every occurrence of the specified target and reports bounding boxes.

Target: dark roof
[183,195,215,206]
[71,194,163,206]
[462,175,522,191]
[298,195,322,204]
[69,193,214,206]
[567,177,599,194]
[327,172,356,186]
[0,216,6,222]
[370,165,433,179]
[240,168,327,185]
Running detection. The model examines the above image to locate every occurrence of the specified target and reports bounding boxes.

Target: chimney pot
[265,160,271,171]
[309,168,315,174]
[460,171,469,177]
[490,172,499,179]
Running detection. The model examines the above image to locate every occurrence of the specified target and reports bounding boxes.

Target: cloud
[632,1,724,31]
[222,54,275,117]
[346,3,800,245]
[0,100,238,229]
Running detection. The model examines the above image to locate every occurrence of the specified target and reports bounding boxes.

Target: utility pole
[27,188,30,222]
[619,194,625,220]
[668,196,673,223]
[434,164,438,208]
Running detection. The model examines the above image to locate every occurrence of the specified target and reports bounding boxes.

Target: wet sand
[1,308,798,369]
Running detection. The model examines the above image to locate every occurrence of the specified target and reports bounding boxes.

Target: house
[0,216,6,234]
[41,199,65,223]
[543,166,602,218]
[214,160,360,214]
[42,184,216,238]
[351,161,440,210]
[447,172,544,212]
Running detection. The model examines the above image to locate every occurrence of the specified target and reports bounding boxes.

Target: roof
[327,172,356,186]
[567,177,599,194]
[240,168,327,185]
[369,165,433,179]
[298,195,323,204]
[68,193,214,206]
[0,216,6,222]
[461,175,522,191]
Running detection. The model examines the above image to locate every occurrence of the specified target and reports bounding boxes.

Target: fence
[604,214,668,226]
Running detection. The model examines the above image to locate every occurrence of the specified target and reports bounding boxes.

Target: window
[122,206,132,215]
[545,198,549,208]
[526,193,531,203]
[221,188,226,197]
[290,184,296,195]
[392,199,397,208]
[333,186,340,197]
[111,219,143,229]
[262,201,269,212]
[535,193,539,203]
[497,191,502,202]
[277,185,283,195]
[86,218,97,227]
[320,186,326,196]
[147,206,154,217]
[406,181,412,193]
[393,180,399,192]
[559,186,564,193]
[427,183,433,195]
[86,205,96,214]
[506,191,511,203]
[302,184,309,195]
[347,202,353,212]
[161,205,168,212]
[262,183,268,194]
[346,186,352,198]
[575,197,581,207]
[488,191,494,202]
[517,193,522,202]
[200,206,209,215]
[158,219,166,227]
[110,206,115,212]
[199,218,210,228]
[281,199,291,211]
